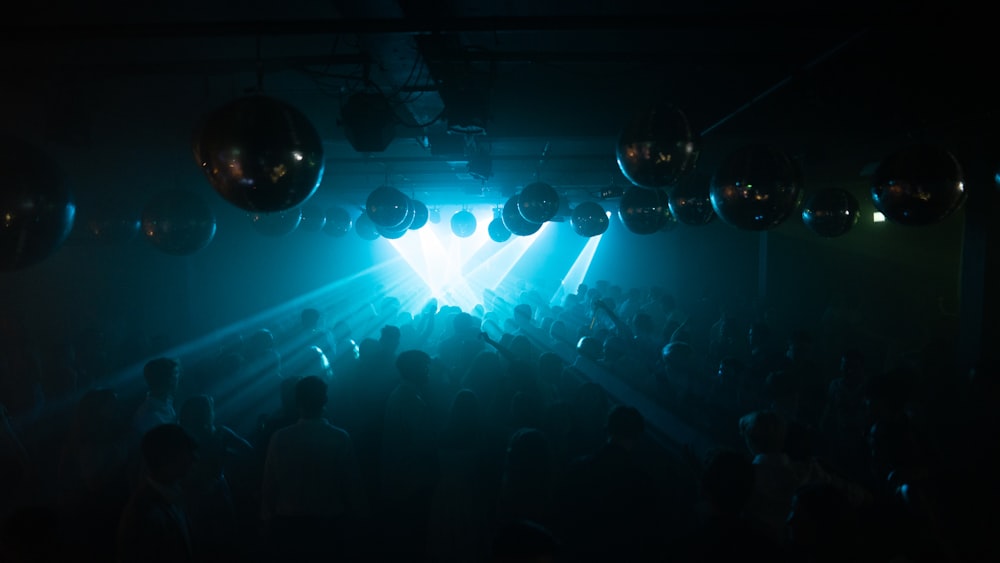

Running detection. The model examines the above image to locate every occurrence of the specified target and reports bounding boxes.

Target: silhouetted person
[379,349,438,562]
[116,423,198,563]
[177,394,253,561]
[131,357,181,447]
[555,405,668,563]
[261,375,368,562]
[667,447,790,562]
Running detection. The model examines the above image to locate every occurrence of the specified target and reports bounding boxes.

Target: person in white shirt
[261,375,368,562]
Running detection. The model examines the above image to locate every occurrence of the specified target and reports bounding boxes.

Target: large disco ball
[0,138,76,271]
[193,95,325,213]
[298,202,327,232]
[801,188,860,237]
[141,189,217,256]
[710,144,803,231]
[451,209,477,238]
[250,208,302,237]
[322,206,352,237]
[517,181,560,223]
[618,187,671,234]
[871,144,965,226]
[616,102,698,189]
[488,217,512,242]
[366,185,410,228]
[355,212,380,240]
[502,195,541,236]
[409,200,429,230]
[668,172,715,226]
[570,201,609,237]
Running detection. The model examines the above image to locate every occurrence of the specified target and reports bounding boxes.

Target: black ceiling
[2,2,992,214]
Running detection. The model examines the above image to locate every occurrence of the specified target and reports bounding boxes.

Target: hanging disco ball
[502,194,541,236]
[322,206,352,237]
[0,137,76,271]
[298,201,327,232]
[428,207,441,224]
[72,197,140,245]
[801,188,860,237]
[488,216,512,242]
[616,101,699,189]
[668,172,715,226]
[193,95,325,213]
[409,200,429,230]
[451,209,477,238]
[366,185,411,228]
[376,224,408,239]
[354,212,380,240]
[871,144,965,226]
[517,181,560,223]
[618,187,671,234]
[141,189,217,256]
[570,202,609,238]
[250,208,302,237]
[710,144,803,231]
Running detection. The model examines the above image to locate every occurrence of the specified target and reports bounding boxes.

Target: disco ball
[618,187,671,234]
[250,208,302,237]
[488,217,512,242]
[0,138,75,271]
[355,212,380,240]
[801,188,860,237]
[668,172,715,226]
[409,200,429,230]
[366,185,411,228]
[616,102,698,189]
[322,206,352,237]
[710,144,803,231]
[502,195,541,236]
[451,209,477,238]
[298,202,327,232]
[871,144,965,226]
[141,189,217,256]
[193,95,324,213]
[570,201,609,238]
[517,181,560,223]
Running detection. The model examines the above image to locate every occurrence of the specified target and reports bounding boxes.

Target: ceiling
[2,2,993,218]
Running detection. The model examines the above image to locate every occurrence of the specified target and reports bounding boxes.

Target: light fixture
[873,211,886,223]
[451,209,477,238]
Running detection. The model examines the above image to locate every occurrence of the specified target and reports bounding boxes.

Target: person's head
[143,357,180,398]
[379,325,401,352]
[295,375,328,418]
[606,404,644,449]
[396,349,432,386]
[576,336,602,362]
[739,410,787,456]
[452,312,476,335]
[178,395,215,436]
[513,303,533,326]
[140,423,198,485]
[300,307,321,330]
